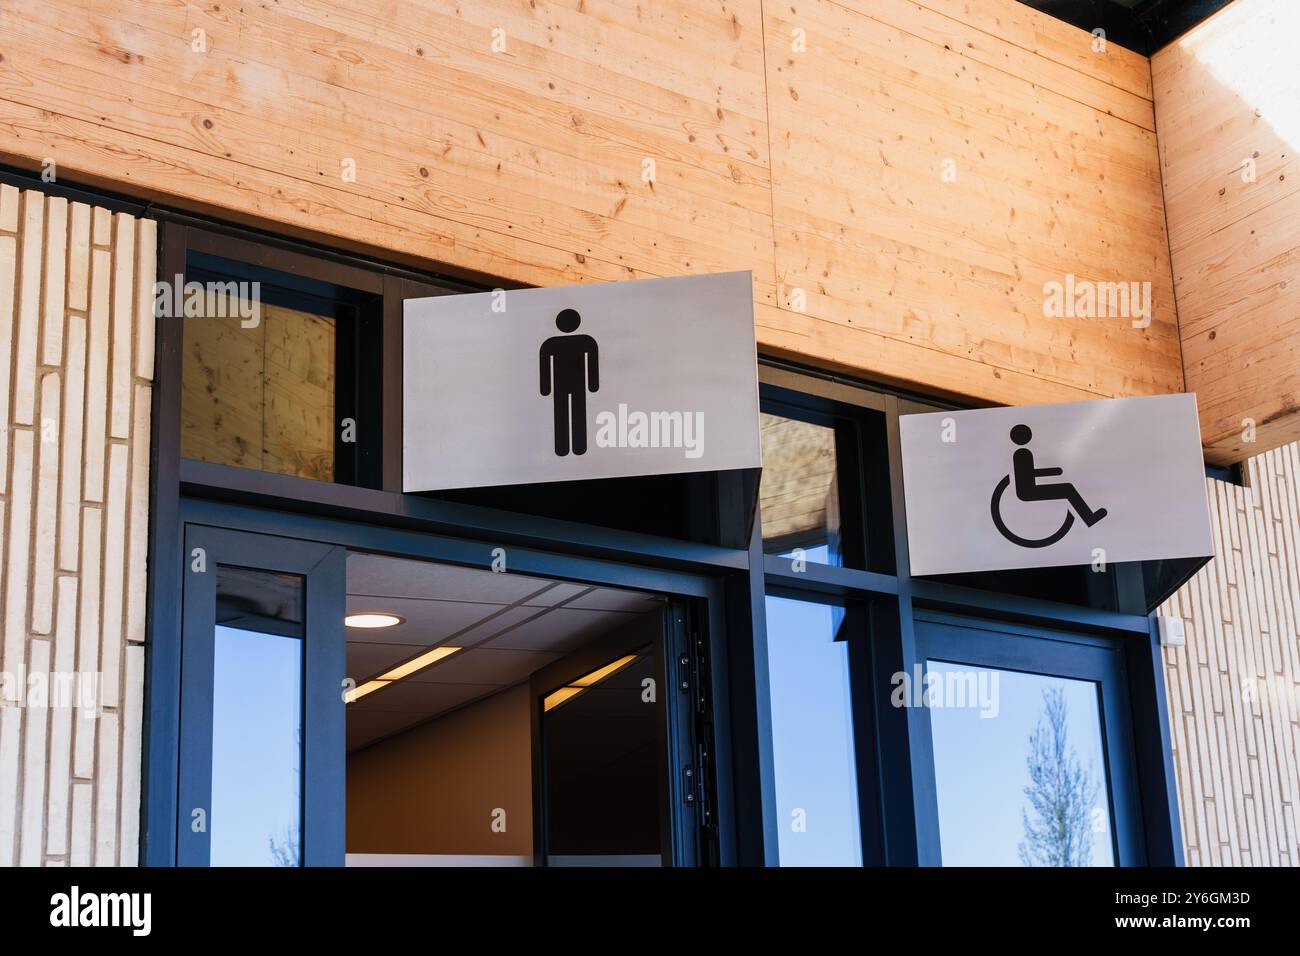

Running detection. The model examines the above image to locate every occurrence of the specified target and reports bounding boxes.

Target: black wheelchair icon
[990,474,1075,548]
[990,424,1107,549]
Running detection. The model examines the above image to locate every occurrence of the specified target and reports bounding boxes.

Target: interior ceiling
[345,552,664,752]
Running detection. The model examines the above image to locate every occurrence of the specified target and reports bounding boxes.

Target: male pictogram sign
[402,270,760,492]
[539,308,599,456]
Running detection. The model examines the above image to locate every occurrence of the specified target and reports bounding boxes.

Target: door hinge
[678,632,708,716]
[681,765,700,806]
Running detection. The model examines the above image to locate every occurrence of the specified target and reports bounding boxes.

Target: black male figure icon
[539,308,599,456]
[1008,423,1107,527]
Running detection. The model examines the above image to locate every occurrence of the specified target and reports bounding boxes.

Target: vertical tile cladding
[0,183,155,866]
[1161,443,1300,866]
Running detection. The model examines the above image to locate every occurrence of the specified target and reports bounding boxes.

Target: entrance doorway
[344,552,678,866]
[169,512,716,867]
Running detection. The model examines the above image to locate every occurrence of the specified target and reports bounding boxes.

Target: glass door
[532,601,705,866]
[912,611,1146,867]
[177,525,347,866]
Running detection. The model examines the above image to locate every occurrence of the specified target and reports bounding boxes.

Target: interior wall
[346,682,533,858]
[0,182,154,865]
[0,0,1181,417]
[1153,0,1300,462]
[1159,440,1300,865]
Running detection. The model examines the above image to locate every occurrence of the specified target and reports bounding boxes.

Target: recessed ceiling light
[345,612,404,629]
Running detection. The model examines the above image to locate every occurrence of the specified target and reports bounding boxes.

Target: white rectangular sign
[899,394,1214,576]
[404,271,761,492]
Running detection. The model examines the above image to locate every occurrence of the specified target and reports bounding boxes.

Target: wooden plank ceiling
[0,0,1186,416]
[1154,0,1300,463]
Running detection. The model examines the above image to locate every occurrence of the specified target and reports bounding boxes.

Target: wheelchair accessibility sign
[899,394,1214,576]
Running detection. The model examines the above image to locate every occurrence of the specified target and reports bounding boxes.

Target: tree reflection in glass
[927,662,1113,866]
[1018,688,1100,867]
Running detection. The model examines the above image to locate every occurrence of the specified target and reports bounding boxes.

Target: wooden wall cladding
[0,0,1182,413]
[1153,0,1300,464]
[762,0,1178,406]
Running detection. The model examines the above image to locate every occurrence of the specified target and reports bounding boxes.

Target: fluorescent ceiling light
[345,646,462,704]
[543,654,639,712]
[379,646,461,682]
[346,612,404,629]
[345,679,390,704]
[543,686,584,712]
[572,654,638,686]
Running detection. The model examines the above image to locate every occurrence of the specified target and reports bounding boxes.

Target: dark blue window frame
[755,371,1185,866]
[174,526,346,866]
[153,500,727,867]
[134,208,1186,868]
[910,610,1146,865]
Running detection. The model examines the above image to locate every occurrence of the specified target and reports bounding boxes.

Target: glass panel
[926,661,1115,867]
[765,596,861,865]
[211,567,305,867]
[182,290,337,481]
[542,647,662,865]
[759,413,843,566]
